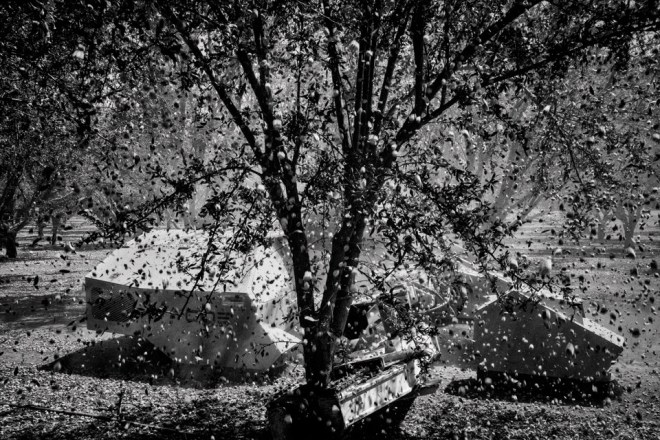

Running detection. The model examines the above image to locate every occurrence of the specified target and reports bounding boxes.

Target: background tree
[541,41,660,244]
[0,0,155,256]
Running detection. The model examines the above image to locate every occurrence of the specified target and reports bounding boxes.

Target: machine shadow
[38,335,175,383]
[38,335,293,388]
[444,372,624,407]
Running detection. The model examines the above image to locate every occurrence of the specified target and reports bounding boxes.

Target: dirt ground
[0,216,659,439]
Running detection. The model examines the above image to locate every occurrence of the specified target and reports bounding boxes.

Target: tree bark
[597,221,607,241]
[1,221,17,258]
[0,170,22,222]
[5,230,17,258]
[594,209,610,242]
[615,201,642,247]
[623,207,642,247]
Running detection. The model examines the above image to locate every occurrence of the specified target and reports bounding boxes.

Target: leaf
[72,45,85,59]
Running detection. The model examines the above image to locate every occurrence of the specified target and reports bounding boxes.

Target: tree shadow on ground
[0,293,84,329]
[7,395,428,440]
[445,372,623,407]
[26,335,430,440]
[7,406,270,440]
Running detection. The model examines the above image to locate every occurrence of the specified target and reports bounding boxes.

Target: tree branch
[411,2,427,118]
[250,8,269,84]
[373,3,412,135]
[322,0,351,153]
[350,8,371,150]
[235,47,273,123]
[360,0,382,147]
[428,0,544,99]
[156,5,261,161]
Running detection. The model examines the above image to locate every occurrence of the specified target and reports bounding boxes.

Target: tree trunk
[5,230,17,258]
[489,143,519,223]
[51,212,63,244]
[304,330,338,388]
[305,212,366,388]
[595,210,610,242]
[623,207,641,248]
[1,223,18,258]
[615,201,642,247]
[0,170,22,223]
[0,168,23,258]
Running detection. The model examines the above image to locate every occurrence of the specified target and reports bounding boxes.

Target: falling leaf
[72,44,85,59]
[565,342,576,358]
[539,259,552,277]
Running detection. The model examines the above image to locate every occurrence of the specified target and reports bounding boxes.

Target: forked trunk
[302,215,366,388]
[303,329,337,388]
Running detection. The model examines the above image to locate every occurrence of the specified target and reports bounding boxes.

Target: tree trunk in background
[623,208,641,247]
[0,222,17,258]
[0,169,24,258]
[594,209,610,241]
[489,142,523,223]
[5,230,17,258]
[0,171,22,223]
[517,192,545,223]
[615,201,643,247]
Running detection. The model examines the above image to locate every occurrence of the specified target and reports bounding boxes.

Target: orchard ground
[0,215,659,439]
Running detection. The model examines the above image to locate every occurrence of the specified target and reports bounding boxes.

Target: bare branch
[156,5,261,161]
[394,94,461,146]
[251,9,268,84]
[373,3,412,135]
[427,0,544,99]
[360,0,383,146]
[350,7,372,150]
[411,2,427,118]
[322,0,351,152]
[236,48,273,123]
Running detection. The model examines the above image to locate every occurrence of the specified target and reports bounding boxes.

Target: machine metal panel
[337,359,418,426]
[474,289,624,382]
[85,229,300,372]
